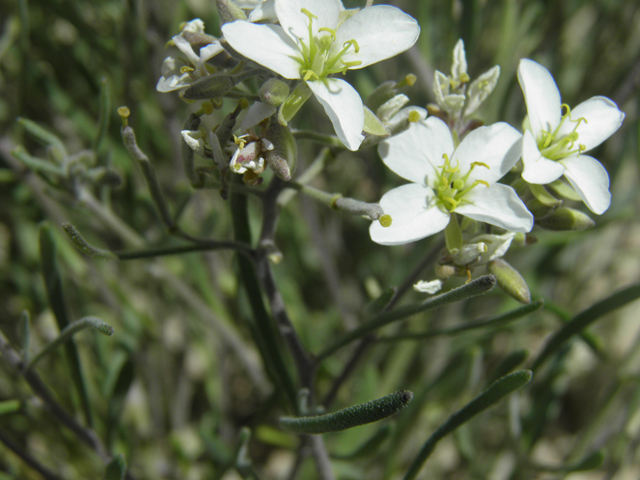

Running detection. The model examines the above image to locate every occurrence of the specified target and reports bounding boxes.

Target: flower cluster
[155,2,624,299]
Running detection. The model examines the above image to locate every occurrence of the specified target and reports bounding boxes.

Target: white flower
[229,137,272,174]
[518,58,625,214]
[370,117,532,246]
[221,0,420,150]
[157,19,224,92]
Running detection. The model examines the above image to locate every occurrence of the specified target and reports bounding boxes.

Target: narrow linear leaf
[532,284,640,371]
[11,147,64,176]
[103,454,126,480]
[39,223,93,426]
[280,390,413,435]
[17,117,67,156]
[28,316,114,370]
[62,223,118,260]
[379,300,543,341]
[318,275,496,360]
[403,371,532,480]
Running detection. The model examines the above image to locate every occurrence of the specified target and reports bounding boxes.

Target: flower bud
[259,79,290,107]
[536,207,595,231]
[487,258,531,304]
[265,120,297,181]
[215,0,247,24]
[526,198,556,220]
[376,94,409,123]
[364,80,398,113]
[182,74,235,100]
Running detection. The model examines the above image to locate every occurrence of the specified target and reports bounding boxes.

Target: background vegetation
[1,0,639,479]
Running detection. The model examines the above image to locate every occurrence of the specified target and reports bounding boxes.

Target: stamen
[318,27,336,41]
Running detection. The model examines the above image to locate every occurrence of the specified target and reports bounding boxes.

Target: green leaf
[62,223,118,260]
[403,371,532,480]
[532,283,640,371]
[280,390,413,434]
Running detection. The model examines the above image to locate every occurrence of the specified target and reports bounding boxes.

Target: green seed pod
[280,390,413,434]
[182,75,235,100]
[265,120,297,181]
[536,207,595,231]
[259,78,291,107]
[487,258,531,304]
[215,0,247,24]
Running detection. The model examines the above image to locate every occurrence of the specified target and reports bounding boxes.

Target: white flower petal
[248,0,277,22]
[181,19,205,34]
[521,129,565,184]
[370,184,450,245]
[222,22,302,79]
[384,106,427,131]
[451,39,467,80]
[173,35,200,65]
[518,59,561,137]
[198,42,224,64]
[560,154,611,214]
[156,74,190,92]
[557,96,625,152]
[241,102,277,131]
[333,5,420,69]
[275,0,341,43]
[454,122,522,185]
[378,117,453,185]
[457,183,533,233]
[307,78,364,151]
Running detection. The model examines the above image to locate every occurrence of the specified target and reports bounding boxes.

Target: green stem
[230,186,298,412]
[292,130,345,148]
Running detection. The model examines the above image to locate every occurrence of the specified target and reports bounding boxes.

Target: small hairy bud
[215,0,247,24]
[259,79,290,107]
[182,75,235,100]
[265,120,297,181]
[487,258,531,304]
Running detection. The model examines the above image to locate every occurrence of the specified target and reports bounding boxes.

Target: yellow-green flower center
[434,154,490,212]
[297,9,362,81]
[537,104,588,160]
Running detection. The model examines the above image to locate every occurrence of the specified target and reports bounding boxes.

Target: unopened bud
[536,207,595,231]
[376,94,409,123]
[259,79,290,107]
[265,120,297,181]
[487,258,531,304]
[526,198,556,220]
[215,0,247,24]
[182,74,235,100]
[364,80,398,113]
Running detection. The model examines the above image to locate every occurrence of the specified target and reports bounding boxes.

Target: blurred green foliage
[1,0,640,479]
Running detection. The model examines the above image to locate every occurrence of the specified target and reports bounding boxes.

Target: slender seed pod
[280,390,413,434]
